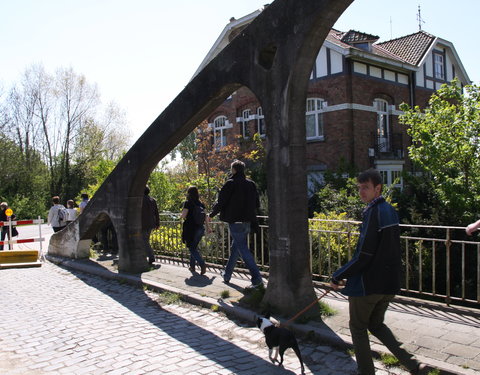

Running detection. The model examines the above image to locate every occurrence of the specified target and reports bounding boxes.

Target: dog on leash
[256,313,305,374]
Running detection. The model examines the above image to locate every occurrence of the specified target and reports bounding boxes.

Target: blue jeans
[189,226,205,269]
[224,222,262,284]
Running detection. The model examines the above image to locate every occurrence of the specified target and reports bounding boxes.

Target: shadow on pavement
[62,263,303,375]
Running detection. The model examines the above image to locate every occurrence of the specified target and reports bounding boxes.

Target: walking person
[66,199,77,224]
[79,193,89,214]
[0,202,15,250]
[330,169,426,375]
[180,186,207,274]
[142,185,159,265]
[47,196,67,233]
[209,160,263,289]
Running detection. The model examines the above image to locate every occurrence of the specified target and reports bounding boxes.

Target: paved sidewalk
[46,254,480,375]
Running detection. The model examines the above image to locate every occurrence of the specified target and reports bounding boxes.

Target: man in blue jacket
[209,160,263,289]
[330,169,426,375]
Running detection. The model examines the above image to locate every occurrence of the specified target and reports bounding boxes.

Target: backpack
[57,207,68,224]
[192,204,206,226]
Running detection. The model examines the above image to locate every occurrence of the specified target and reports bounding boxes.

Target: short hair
[52,196,60,204]
[357,169,382,186]
[81,193,89,200]
[231,159,245,174]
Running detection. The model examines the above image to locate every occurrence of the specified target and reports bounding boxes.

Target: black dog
[256,314,305,374]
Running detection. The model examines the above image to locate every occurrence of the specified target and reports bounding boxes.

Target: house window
[374,99,390,152]
[377,166,403,189]
[434,52,445,80]
[213,115,228,150]
[240,109,251,138]
[256,107,265,136]
[306,98,325,140]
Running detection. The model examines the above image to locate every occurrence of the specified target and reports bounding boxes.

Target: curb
[46,255,473,375]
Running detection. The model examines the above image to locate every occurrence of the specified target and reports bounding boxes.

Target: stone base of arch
[48,222,90,259]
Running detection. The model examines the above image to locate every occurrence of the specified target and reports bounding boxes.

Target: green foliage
[82,158,118,200]
[309,211,359,276]
[159,291,182,304]
[0,137,49,218]
[380,353,400,367]
[312,178,364,219]
[220,290,230,299]
[148,168,178,212]
[150,224,184,256]
[400,79,480,221]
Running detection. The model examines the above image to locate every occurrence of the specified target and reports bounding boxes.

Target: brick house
[193,7,470,194]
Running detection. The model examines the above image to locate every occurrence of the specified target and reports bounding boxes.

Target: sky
[1,0,479,142]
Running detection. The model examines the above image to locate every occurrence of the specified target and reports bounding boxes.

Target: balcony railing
[152,214,480,308]
[370,132,404,159]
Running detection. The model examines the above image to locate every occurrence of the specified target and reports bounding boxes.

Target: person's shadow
[184,273,215,287]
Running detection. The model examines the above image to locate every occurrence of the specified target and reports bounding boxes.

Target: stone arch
[49,0,354,313]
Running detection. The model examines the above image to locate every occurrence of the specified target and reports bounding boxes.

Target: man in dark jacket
[330,169,425,375]
[142,185,160,264]
[209,160,263,288]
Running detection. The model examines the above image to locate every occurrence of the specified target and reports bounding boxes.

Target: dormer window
[434,52,445,80]
[352,42,371,52]
[340,30,379,53]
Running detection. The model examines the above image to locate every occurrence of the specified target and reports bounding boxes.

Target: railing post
[446,228,451,306]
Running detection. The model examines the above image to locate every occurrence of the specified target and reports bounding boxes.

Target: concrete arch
[49,0,354,303]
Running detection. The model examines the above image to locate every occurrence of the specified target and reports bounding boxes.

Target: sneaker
[200,264,207,275]
[245,281,264,290]
[220,270,230,284]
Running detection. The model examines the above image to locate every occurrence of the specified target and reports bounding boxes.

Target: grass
[159,291,182,305]
[380,353,399,368]
[220,290,230,299]
[239,284,266,310]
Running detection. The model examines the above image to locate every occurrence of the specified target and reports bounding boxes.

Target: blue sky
[1,0,478,141]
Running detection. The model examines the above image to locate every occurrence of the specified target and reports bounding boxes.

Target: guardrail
[152,214,480,307]
[0,217,45,253]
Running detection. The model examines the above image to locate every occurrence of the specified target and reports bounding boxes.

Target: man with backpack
[47,196,68,233]
[209,160,263,289]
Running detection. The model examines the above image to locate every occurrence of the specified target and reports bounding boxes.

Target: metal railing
[151,214,480,307]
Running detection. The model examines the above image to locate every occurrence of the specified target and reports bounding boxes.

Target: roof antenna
[390,16,393,39]
[417,5,425,31]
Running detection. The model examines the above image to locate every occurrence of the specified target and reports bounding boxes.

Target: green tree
[399,80,480,221]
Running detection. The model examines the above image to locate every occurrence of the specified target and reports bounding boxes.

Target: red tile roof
[375,31,436,66]
[326,29,436,67]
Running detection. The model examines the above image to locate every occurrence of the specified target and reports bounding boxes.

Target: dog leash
[280,289,331,327]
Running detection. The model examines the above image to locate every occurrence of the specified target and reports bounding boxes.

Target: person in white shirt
[47,196,67,233]
[66,200,77,224]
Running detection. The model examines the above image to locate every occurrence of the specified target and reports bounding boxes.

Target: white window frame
[434,52,445,80]
[256,107,265,137]
[240,109,251,139]
[306,98,325,140]
[374,98,390,152]
[377,165,403,189]
[213,115,229,150]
